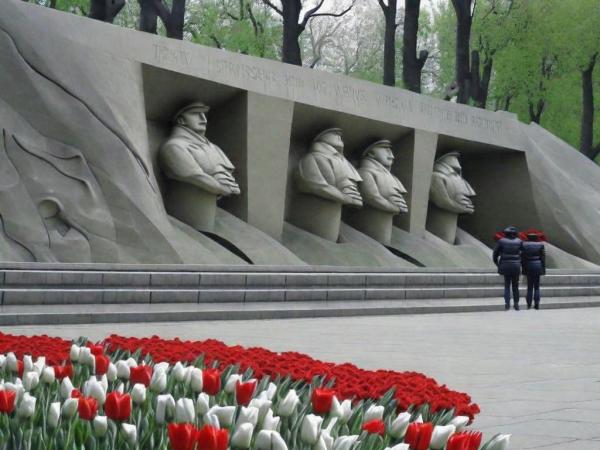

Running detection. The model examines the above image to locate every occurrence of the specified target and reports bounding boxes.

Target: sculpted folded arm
[360,172,401,214]
[296,154,347,204]
[160,143,230,195]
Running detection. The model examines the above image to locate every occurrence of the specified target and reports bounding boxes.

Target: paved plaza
[3,307,600,449]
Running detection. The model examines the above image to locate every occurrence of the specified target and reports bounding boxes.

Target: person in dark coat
[521,232,546,309]
[493,226,523,310]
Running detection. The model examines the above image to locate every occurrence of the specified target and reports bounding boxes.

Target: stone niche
[282,102,415,267]
[142,64,305,265]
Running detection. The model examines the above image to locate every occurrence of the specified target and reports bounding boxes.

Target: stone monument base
[282,222,415,267]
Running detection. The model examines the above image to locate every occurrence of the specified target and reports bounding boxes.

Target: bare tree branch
[260,0,283,16]
[308,2,354,22]
[301,0,326,27]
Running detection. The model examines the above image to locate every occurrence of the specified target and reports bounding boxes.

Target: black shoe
[534,304,540,310]
[514,304,520,311]
[527,304,532,310]
[505,304,510,310]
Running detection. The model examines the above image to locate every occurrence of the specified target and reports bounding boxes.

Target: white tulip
[204,412,220,428]
[107,363,117,382]
[196,393,210,415]
[255,430,288,450]
[23,355,34,374]
[61,398,78,418]
[6,353,18,372]
[115,383,125,394]
[225,374,242,393]
[48,402,61,428]
[486,434,511,450]
[208,405,236,427]
[175,398,195,423]
[364,405,384,422]
[448,415,470,431]
[261,409,281,431]
[154,362,170,373]
[116,361,130,380]
[231,422,254,449]
[23,372,39,391]
[330,397,342,417]
[237,406,259,427]
[430,425,456,450]
[17,392,36,418]
[70,345,81,362]
[60,377,74,399]
[388,412,411,439]
[79,348,94,367]
[156,394,176,424]
[84,379,106,405]
[0,355,6,369]
[414,414,423,423]
[33,357,45,376]
[332,435,359,450]
[121,423,137,445]
[338,399,352,424]
[4,382,24,402]
[41,367,56,384]
[249,397,272,423]
[189,368,203,392]
[125,357,138,368]
[131,384,147,405]
[265,382,278,400]
[93,415,108,437]
[316,430,334,450]
[276,390,299,417]
[300,414,323,445]
[387,445,410,450]
[150,370,167,393]
[172,362,186,382]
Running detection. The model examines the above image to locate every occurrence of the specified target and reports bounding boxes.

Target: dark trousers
[503,274,520,306]
[526,274,541,307]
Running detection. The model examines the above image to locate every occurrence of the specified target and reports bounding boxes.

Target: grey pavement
[3,307,600,449]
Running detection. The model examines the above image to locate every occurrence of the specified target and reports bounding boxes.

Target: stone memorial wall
[1,0,600,269]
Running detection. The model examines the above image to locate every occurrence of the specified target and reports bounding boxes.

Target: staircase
[2,264,600,325]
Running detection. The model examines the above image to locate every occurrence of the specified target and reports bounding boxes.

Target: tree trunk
[402,0,428,92]
[89,0,126,23]
[528,99,545,124]
[451,0,473,104]
[470,49,493,108]
[381,0,397,87]
[281,0,303,65]
[139,0,158,34]
[581,54,597,158]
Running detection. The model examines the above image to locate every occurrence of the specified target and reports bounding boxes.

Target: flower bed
[0,332,511,449]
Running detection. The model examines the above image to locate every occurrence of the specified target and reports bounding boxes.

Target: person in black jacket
[493,226,523,310]
[522,232,546,309]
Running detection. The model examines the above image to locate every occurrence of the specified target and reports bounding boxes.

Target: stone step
[2,285,600,305]
[0,296,599,326]
[3,269,600,289]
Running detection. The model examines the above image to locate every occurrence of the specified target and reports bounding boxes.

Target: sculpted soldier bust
[427,152,476,243]
[294,128,363,207]
[429,152,475,214]
[159,102,240,197]
[159,102,240,231]
[357,140,408,215]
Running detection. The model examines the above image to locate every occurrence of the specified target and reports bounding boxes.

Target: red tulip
[362,419,386,436]
[196,425,228,450]
[202,369,221,396]
[78,397,99,421]
[404,422,433,450]
[95,354,110,375]
[71,389,83,399]
[130,365,153,387]
[104,392,132,421]
[88,344,104,356]
[235,380,257,406]
[446,433,468,450]
[54,365,74,380]
[168,423,198,450]
[16,360,24,377]
[311,388,335,415]
[0,390,16,414]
